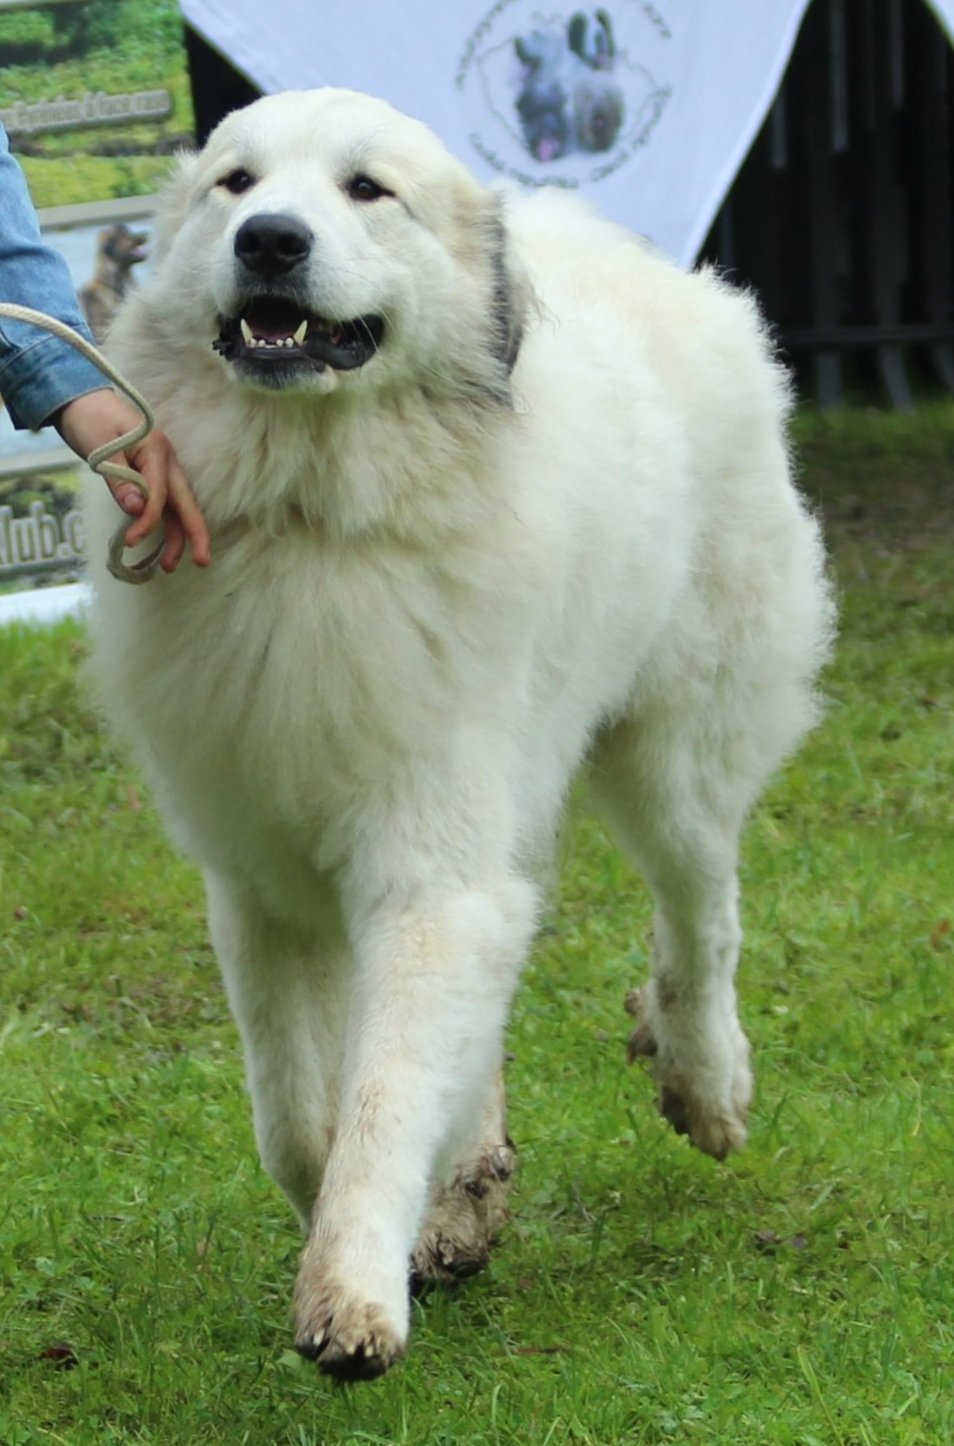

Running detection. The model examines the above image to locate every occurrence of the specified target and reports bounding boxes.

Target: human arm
[0,124,210,570]
[0,125,112,428]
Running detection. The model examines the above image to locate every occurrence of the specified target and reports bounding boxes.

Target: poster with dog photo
[0,0,193,592]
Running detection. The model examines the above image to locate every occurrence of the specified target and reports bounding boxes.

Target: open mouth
[213,297,384,377]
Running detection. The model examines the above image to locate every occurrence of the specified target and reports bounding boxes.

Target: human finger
[117,440,167,546]
[107,478,146,518]
[164,454,211,567]
[159,511,187,573]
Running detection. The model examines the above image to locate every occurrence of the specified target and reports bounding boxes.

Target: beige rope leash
[0,302,162,583]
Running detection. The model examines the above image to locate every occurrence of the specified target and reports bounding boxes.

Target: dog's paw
[293,1288,405,1380]
[411,1142,515,1290]
[625,986,658,1059]
[654,1060,751,1160]
[625,986,752,1160]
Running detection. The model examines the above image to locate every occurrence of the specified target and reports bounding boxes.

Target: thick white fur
[84,89,834,1377]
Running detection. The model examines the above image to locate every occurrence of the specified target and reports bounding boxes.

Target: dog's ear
[486,204,530,379]
[446,181,532,402]
[567,13,589,61]
[514,35,535,69]
[595,9,616,60]
[149,149,201,263]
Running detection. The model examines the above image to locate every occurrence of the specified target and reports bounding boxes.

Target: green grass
[1,407,952,1444]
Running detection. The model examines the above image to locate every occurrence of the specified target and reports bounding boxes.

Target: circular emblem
[457,1,673,188]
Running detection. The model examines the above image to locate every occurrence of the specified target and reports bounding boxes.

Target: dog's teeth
[240,318,253,344]
[293,320,308,346]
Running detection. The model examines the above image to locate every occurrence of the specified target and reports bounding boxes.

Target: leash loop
[0,302,162,583]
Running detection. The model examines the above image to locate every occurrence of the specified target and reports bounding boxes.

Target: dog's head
[99,223,149,275]
[149,89,529,404]
[573,78,624,153]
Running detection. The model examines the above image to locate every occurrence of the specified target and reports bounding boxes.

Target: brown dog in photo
[78,222,148,343]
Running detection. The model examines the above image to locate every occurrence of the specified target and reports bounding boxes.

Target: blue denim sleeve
[0,122,109,430]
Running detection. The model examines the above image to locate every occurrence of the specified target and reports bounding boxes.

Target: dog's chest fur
[95,482,540,904]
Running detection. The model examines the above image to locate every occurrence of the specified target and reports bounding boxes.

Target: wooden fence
[699,0,954,408]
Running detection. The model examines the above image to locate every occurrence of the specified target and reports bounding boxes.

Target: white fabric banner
[180,0,813,267]
[925,0,954,43]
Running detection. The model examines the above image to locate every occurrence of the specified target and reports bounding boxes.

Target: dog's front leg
[293,876,536,1379]
[206,874,349,1228]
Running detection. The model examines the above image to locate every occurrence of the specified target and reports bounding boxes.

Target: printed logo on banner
[0,500,85,579]
[457,0,673,187]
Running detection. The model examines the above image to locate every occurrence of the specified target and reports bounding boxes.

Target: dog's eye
[347,174,392,203]
[218,168,256,195]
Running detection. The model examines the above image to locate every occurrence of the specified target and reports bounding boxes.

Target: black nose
[234,213,313,277]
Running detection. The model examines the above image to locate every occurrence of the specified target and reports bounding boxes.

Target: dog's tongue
[245,299,302,342]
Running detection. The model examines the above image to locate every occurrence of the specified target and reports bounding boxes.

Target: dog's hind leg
[587,494,829,1162]
[205,874,347,1230]
[410,1067,516,1289]
[589,714,757,1161]
[408,818,566,1286]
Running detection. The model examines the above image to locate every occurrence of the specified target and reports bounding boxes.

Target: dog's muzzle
[213,212,385,383]
[213,300,384,378]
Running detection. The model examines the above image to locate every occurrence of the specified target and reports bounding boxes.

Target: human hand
[56,387,211,572]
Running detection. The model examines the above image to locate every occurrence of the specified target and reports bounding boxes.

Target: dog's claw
[625,987,658,1060]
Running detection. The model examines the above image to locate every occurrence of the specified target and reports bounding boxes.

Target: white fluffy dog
[84,88,834,1379]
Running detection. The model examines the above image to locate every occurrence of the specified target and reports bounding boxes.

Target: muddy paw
[656,1067,751,1160]
[293,1292,405,1381]
[625,986,752,1160]
[411,1142,515,1290]
[625,986,657,1060]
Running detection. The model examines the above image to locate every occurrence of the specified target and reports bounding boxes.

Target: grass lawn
[0,407,952,1444]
